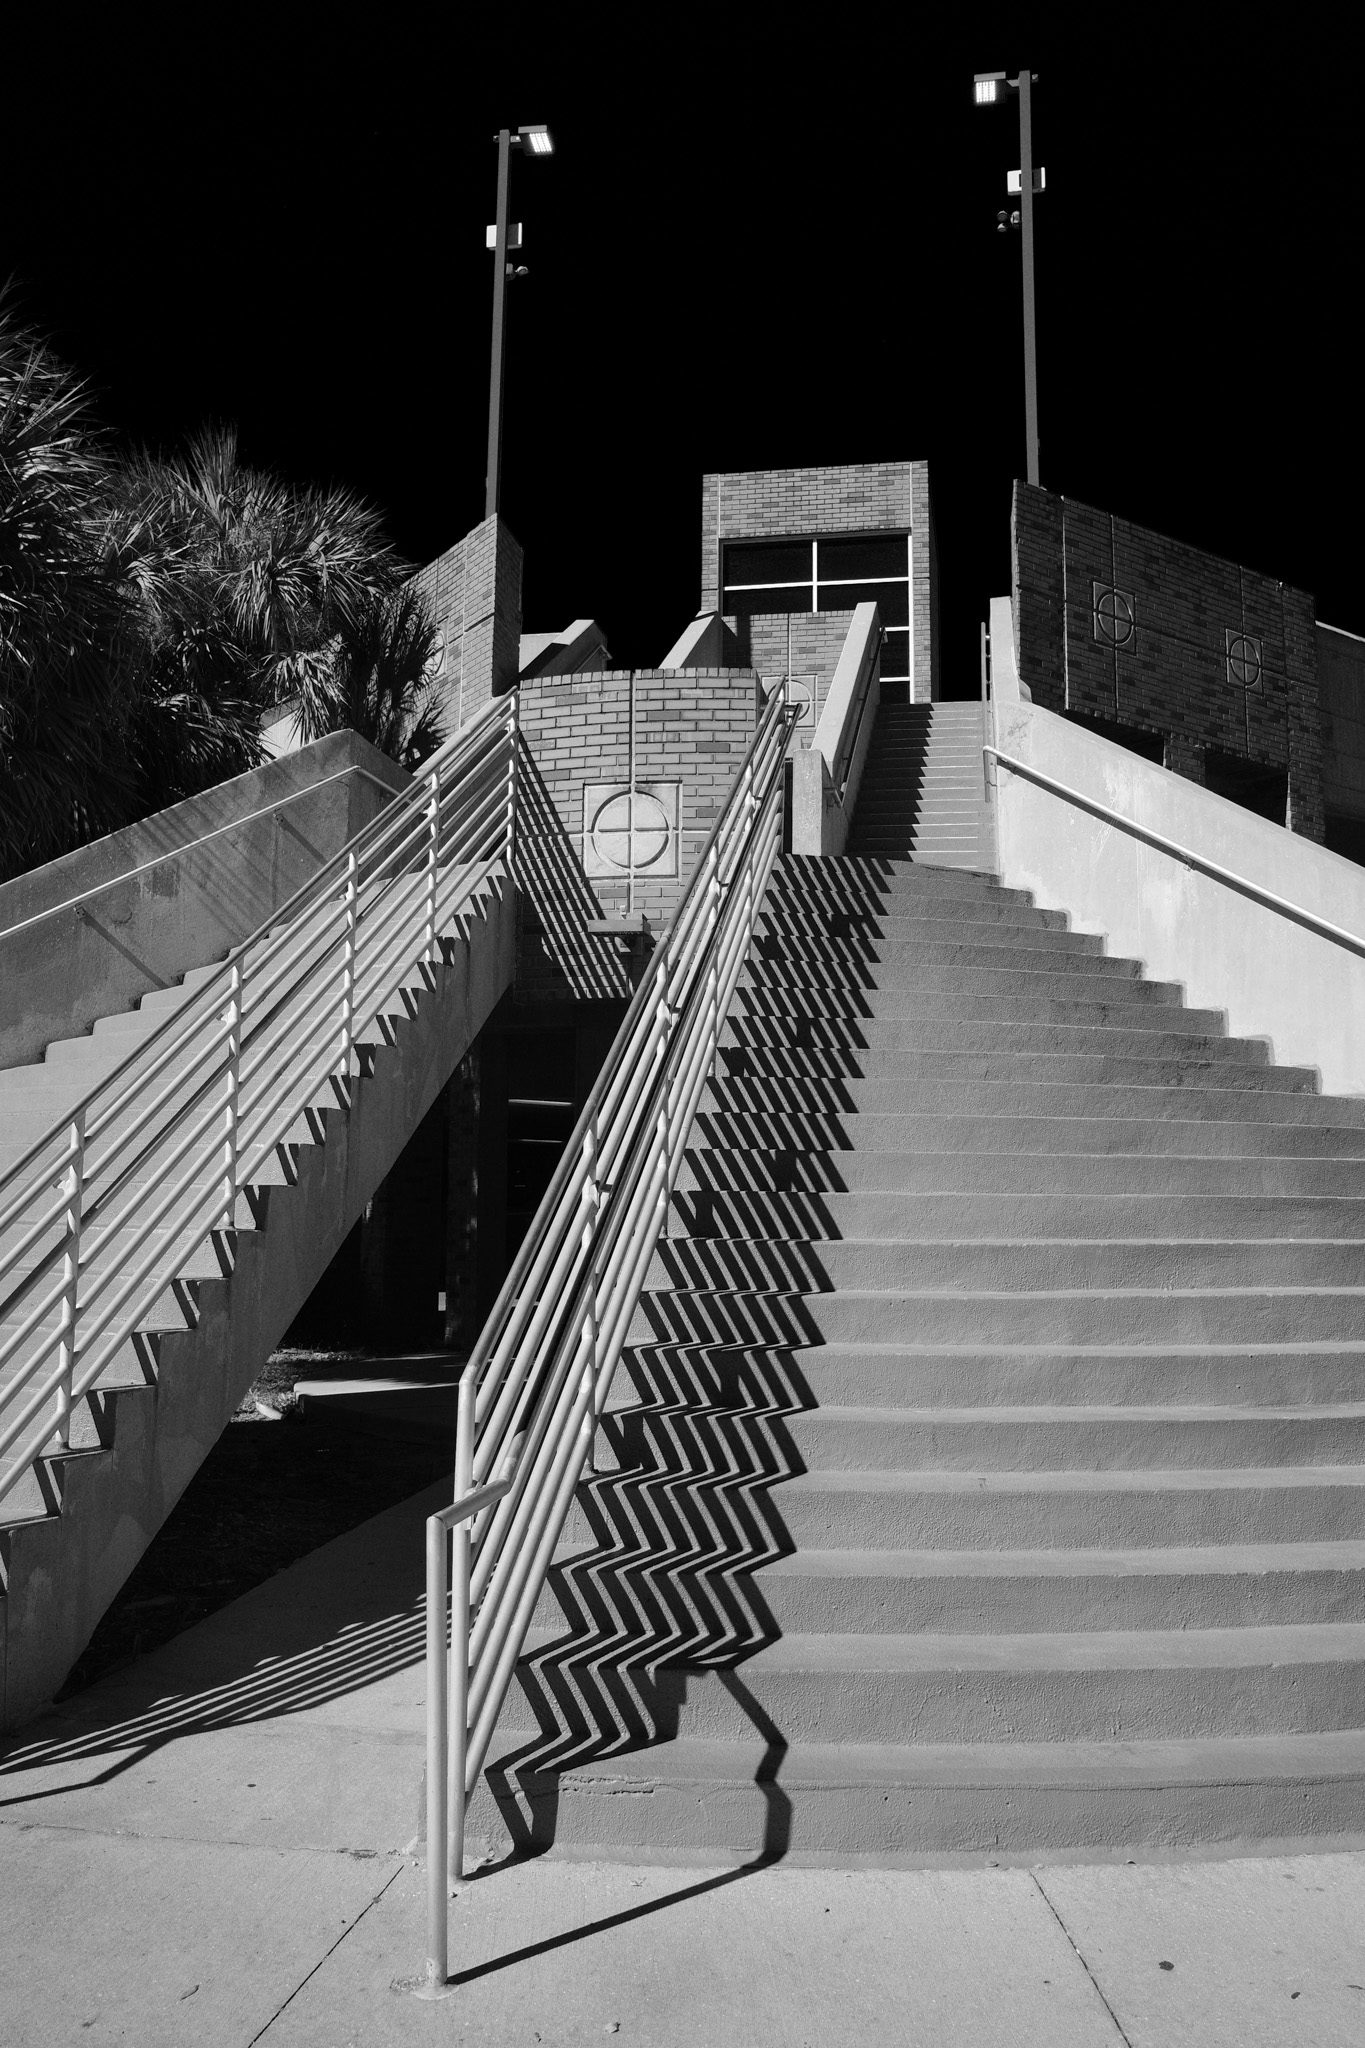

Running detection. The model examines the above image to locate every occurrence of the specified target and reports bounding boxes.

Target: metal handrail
[985,744,1365,961]
[418,682,796,1993]
[0,693,519,1512]
[0,760,403,943]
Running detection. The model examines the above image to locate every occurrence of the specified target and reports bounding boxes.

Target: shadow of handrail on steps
[484,1336,811,1858]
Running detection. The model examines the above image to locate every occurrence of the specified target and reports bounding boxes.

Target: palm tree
[2,311,442,883]
[0,292,131,876]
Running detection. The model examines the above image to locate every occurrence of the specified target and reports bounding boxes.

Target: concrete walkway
[3,1483,1364,2047]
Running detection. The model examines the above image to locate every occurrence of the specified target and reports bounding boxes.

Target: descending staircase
[0,861,514,1726]
[848,700,991,869]
[474,712,1365,1863]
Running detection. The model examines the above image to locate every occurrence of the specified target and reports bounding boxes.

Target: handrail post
[581,1116,601,1474]
[505,695,519,881]
[654,951,671,1232]
[422,1507,451,1996]
[448,1375,476,1888]
[425,765,442,970]
[220,959,243,1233]
[705,846,721,1080]
[54,1109,86,1450]
[339,851,359,1090]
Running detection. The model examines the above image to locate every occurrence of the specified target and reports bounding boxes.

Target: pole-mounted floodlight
[485,125,555,521]
[974,70,1044,488]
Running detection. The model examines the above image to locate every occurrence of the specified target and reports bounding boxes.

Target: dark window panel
[723,540,813,588]
[879,628,910,679]
[817,535,909,580]
[725,585,813,619]
[815,580,909,627]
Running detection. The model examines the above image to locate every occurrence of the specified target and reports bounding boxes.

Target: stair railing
[0,695,518,1512]
[419,682,796,1995]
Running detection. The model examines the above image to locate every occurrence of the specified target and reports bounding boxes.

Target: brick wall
[699,461,938,704]
[1318,625,1365,826]
[517,668,762,937]
[408,514,524,732]
[1011,482,1324,841]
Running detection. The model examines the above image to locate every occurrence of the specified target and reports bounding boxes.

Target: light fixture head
[518,124,555,156]
[973,72,1007,105]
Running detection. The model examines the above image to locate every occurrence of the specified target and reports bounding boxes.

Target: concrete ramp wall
[992,687,1365,1095]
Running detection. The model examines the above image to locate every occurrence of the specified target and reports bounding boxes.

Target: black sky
[6,4,1360,690]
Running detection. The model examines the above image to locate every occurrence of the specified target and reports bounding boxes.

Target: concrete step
[539,1533,1365,1634]
[712,1049,1303,1093]
[646,1234,1365,1295]
[610,1397,1365,1472]
[615,1339,1365,1411]
[740,963,1182,1003]
[722,1018,1265,1062]
[754,1466,1365,1551]
[701,1077,1357,1127]
[470,1725,1365,1859]
[686,1108,1365,1159]
[677,1147,1365,1198]
[750,924,1105,958]
[501,1623,1365,1746]
[731,986,1197,1024]
[744,940,1145,978]
[670,1186,1365,1241]
[628,1285,1365,1348]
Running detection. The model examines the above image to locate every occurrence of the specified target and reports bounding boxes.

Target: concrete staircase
[0,870,514,1726]
[476,850,1365,1862]
[848,700,991,869]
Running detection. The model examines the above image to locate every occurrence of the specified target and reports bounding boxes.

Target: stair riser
[605,1407,1365,1474]
[629,1290,1365,1347]
[467,1755,1365,1860]
[678,1150,1365,1199]
[748,1564,1365,1636]
[746,940,1128,974]
[670,1190,1365,1242]
[753,921,1098,955]
[723,1021,1262,1061]
[741,965,1178,1002]
[498,1654,1365,1745]
[732,989,1189,1023]
[756,906,1069,936]
[688,1112,1365,1159]
[646,1239,1365,1293]
[702,1081,1355,1126]
[531,1551,1365,1636]
[776,1484,1365,1552]
[712,1052,1305,1093]
[617,1344,1365,1411]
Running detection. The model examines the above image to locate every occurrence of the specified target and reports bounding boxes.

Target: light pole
[485,124,554,522]
[975,71,1045,487]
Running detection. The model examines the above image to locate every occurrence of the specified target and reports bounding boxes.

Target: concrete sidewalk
[2,1482,1364,2046]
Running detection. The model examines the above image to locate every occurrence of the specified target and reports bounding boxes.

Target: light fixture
[517,125,554,156]
[973,72,1006,105]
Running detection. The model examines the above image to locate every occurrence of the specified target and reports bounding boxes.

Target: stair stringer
[0,875,515,1730]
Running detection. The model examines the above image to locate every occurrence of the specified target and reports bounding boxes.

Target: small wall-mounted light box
[974,71,1007,104]
[1007,168,1046,194]
[486,223,524,249]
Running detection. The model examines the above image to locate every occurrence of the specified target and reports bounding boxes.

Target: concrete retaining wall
[0,733,409,1070]
[992,684,1365,1095]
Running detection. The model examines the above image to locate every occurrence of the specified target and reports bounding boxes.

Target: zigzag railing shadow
[484,1334,812,1854]
[513,733,629,1003]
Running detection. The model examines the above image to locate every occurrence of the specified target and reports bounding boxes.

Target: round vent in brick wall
[1092,584,1136,648]
[1226,632,1263,690]
[590,790,672,873]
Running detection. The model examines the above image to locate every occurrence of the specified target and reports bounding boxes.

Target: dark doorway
[1064,711,1167,765]
[505,1029,577,1269]
[1204,749,1289,826]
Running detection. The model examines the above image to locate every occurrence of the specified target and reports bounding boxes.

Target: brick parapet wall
[699,459,936,704]
[517,668,761,950]
[408,515,524,732]
[1012,482,1324,841]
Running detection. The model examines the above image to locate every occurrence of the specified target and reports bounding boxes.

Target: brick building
[1011,481,1325,839]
